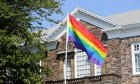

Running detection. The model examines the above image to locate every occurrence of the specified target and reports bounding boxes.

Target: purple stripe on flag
[88,56,103,66]
[68,36,75,41]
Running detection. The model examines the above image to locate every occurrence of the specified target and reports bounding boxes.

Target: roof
[43,7,122,42]
[41,28,55,36]
[71,7,120,26]
[41,7,140,41]
[40,28,55,41]
[106,10,140,25]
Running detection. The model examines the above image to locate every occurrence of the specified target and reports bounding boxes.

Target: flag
[68,14,108,66]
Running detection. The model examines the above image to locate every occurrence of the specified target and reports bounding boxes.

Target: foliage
[0,0,64,84]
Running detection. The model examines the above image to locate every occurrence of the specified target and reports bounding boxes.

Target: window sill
[132,74,140,77]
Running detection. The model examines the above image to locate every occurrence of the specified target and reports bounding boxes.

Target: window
[74,48,102,78]
[94,64,101,76]
[64,60,71,79]
[132,43,140,75]
[66,60,71,79]
[75,49,90,78]
[64,48,102,79]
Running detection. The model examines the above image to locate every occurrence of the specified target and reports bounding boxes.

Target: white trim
[74,48,77,78]
[54,26,67,40]
[106,26,140,39]
[94,64,97,76]
[45,41,58,50]
[74,7,121,27]
[103,22,140,32]
[43,7,140,42]
[132,43,135,75]
[131,43,140,75]
[75,13,116,30]
[44,7,120,42]
[45,17,67,40]
[39,60,41,77]
[94,64,102,76]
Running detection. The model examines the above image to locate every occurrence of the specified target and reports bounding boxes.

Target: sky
[40,0,140,28]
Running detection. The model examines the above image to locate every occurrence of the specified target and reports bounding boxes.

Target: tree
[0,0,64,84]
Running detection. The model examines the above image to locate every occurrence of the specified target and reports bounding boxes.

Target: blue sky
[41,0,140,28]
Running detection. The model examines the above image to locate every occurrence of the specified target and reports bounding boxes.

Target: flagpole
[64,14,69,84]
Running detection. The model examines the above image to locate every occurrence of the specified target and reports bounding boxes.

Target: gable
[43,7,140,43]
[44,7,120,42]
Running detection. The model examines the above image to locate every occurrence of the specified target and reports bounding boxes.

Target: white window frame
[64,59,71,79]
[74,48,90,78]
[132,43,140,75]
[94,64,102,76]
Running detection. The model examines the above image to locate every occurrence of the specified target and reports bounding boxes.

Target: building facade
[42,7,140,84]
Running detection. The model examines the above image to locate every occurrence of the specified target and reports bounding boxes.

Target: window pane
[137,45,139,51]
[66,60,71,79]
[75,49,90,78]
[134,44,139,51]
[138,54,140,58]
[95,65,102,76]
[135,54,140,73]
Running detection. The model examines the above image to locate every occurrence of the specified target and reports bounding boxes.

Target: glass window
[134,44,139,51]
[132,43,140,75]
[75,49,90,78]
[74,48,102,78]
[66,60,71,79]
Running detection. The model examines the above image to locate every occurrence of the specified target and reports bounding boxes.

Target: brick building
[42,7,140,84]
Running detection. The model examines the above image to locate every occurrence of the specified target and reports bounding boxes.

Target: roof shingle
[106,10,140,25]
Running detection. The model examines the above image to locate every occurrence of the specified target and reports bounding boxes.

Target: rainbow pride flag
[68,14,108,66]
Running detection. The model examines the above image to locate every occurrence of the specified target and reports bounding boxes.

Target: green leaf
[0,0,64,83]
